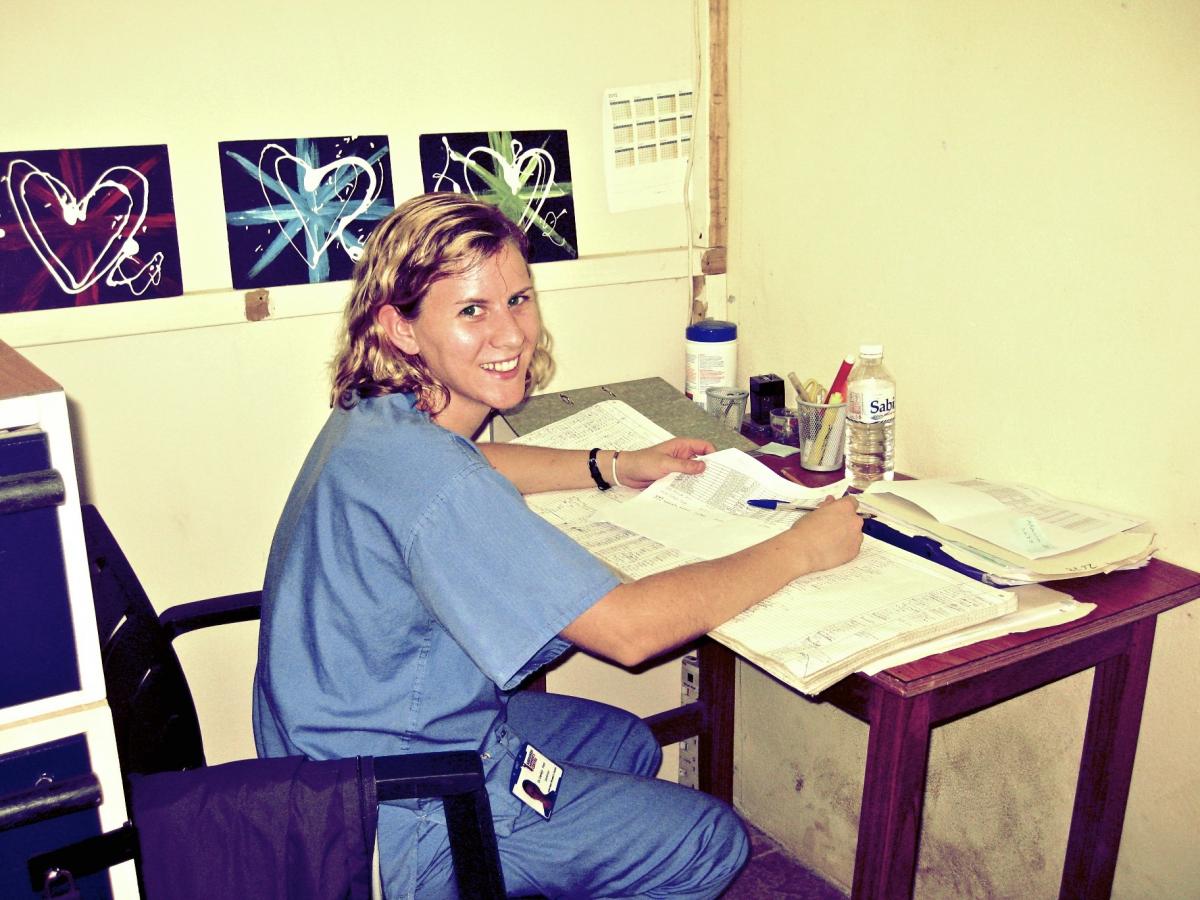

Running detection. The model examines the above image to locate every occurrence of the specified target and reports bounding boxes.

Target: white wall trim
[2,248,695,349]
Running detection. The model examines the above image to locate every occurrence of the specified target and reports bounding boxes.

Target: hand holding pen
[747,497,874,518]
[776,495,866,568]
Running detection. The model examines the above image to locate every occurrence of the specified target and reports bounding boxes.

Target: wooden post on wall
[694,0,729,323]
[706,0,729,273]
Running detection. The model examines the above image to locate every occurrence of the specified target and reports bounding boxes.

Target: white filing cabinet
[0,342,138,898]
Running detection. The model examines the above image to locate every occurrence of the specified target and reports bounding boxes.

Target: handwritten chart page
[508,401,699,579]
[600,448,841,558]
[592,449,1015,694]
[712,540,1015,695]
[860,582,1093,675]
[507,399,674,452]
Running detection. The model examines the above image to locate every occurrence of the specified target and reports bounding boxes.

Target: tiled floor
[722,824,848,899]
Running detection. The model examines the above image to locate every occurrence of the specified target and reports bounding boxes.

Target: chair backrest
[36,506,506,899]
[81,505,206,778]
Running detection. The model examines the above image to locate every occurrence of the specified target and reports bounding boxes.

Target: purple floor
[722,825,848,899]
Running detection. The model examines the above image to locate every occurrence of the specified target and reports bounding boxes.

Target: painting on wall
[419,129,577,263]
[218,135,394,289]
[0,144,183,313]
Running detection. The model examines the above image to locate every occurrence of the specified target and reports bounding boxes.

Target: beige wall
[9,1,1199,893]
[729,1,1200,896]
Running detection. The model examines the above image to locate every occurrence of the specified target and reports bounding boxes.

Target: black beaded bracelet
[588,447,612,491]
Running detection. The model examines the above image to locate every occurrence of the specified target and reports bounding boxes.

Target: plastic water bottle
[844,344,895,489]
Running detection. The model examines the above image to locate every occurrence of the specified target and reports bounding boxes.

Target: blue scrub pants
[414,691,749,898]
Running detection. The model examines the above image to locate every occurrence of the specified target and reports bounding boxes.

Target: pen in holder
[796,399,847,472]
[706,386,749,433]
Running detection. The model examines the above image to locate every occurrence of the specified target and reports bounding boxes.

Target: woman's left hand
[615,437,715,489]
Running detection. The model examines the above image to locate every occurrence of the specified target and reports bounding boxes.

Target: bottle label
[848,384,895,423]
[685,342,736,403]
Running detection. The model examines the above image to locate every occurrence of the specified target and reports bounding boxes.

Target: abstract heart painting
[218,135,394,289]
[0,144,183,313]
[419,130,577,263]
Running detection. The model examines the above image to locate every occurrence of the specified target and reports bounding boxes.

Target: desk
[498,380,1200,900]
[675,521,1200,899]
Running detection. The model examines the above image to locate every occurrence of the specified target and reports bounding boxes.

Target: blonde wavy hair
[330,193,554,411]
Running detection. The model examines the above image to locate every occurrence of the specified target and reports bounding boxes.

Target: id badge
[510,742,563,820]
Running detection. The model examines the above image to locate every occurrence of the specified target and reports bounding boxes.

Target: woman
[253,193,863,898]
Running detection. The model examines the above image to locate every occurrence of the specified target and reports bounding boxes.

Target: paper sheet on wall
[603,81,694,212]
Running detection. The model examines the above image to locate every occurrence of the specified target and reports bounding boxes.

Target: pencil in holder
[796,399,847,472]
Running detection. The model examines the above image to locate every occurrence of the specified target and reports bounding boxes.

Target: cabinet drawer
[1,427,82,712]
[0,380,106,728]
[0,733,111,898]
[0,705,136,899]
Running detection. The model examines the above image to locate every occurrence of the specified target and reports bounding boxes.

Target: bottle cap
[859,343,883,356]
[686,320,738,342]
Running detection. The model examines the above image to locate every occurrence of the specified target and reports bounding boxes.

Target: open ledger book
[859,479,1156,585]
[507,400,1020,695]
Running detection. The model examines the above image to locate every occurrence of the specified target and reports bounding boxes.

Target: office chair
[25,505,506,899]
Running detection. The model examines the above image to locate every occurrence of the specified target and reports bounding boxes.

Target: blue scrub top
[252,392,619,763]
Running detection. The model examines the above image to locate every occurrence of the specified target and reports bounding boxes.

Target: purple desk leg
[698,638,736,802]
[1059,617,1156,899]
[851,689,934,900]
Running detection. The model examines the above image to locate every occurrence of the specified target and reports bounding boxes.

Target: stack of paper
[508,400,1023,695]
[859,479,1157,586]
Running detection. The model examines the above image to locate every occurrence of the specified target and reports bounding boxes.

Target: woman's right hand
[564,493,865,667]
[788,495,864,572]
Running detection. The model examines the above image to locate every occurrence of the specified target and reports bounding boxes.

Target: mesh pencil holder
[796,400,847,472]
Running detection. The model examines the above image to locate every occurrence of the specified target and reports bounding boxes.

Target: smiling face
[380,241,540,437]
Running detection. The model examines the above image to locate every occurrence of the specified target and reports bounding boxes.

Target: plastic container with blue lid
[685,319,738,405]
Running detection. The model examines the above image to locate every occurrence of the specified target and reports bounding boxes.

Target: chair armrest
[159,591,263,640]
[374,751,504,900]
[374,751,485,802]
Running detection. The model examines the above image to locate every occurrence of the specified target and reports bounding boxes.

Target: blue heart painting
[219,135,394,289]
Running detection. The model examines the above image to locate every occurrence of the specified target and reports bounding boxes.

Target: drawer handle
[0,773,102,832]
[0,468,65,515]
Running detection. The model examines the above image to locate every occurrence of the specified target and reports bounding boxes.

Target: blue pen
[747,498,874,518]
[747,498,823,511]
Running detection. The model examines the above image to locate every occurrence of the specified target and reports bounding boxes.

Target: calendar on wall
[602,80,694,213]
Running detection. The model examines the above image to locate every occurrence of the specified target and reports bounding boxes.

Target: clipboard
[862,517,988,583]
